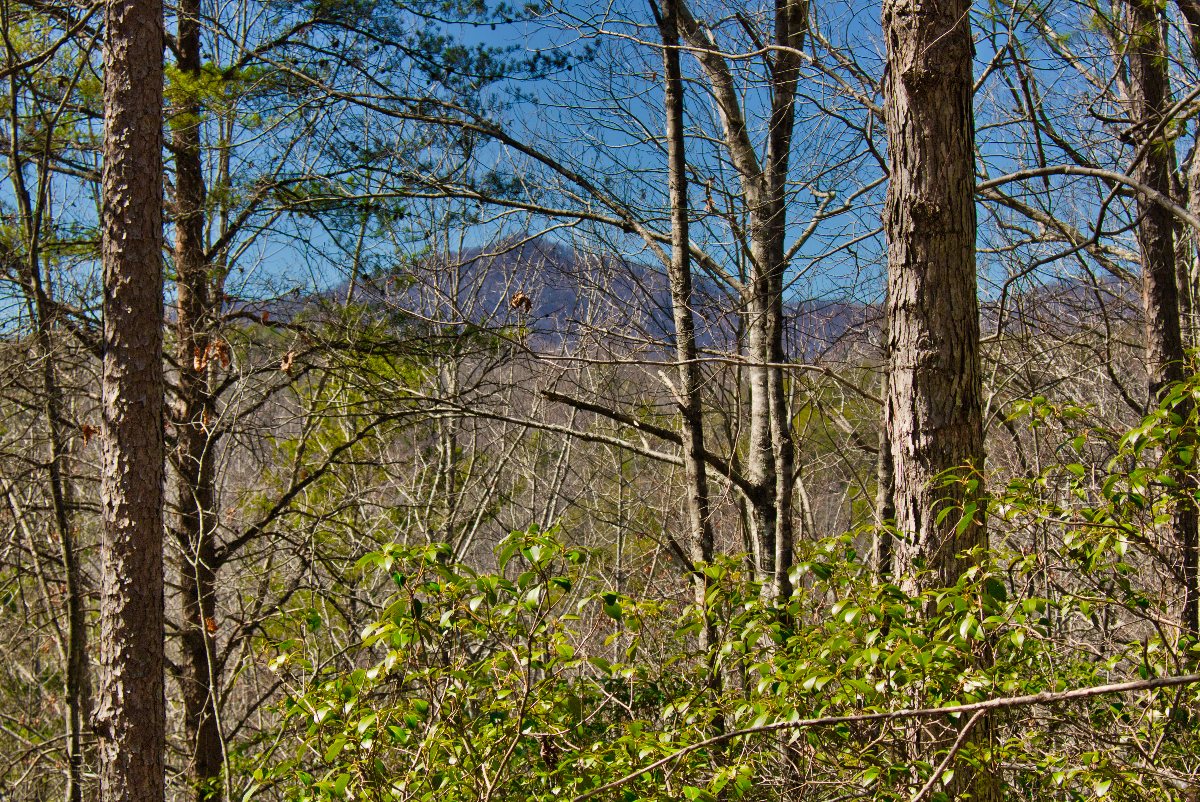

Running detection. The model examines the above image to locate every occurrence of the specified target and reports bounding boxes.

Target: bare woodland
[3,0,1200,799]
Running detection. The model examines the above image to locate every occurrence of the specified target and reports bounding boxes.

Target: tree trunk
[32,247,90,802]
[171,0,226,795]
[763,0,805,603]
[676,0,804,602]
[882,0,985,591]
[881,0,996,796]
[1174,1,1200,349]
[875,371,895,578]
[1186,155,1200,348]
[658,0,719,683]
[94,0,166,800]
[1125,0,1198,637]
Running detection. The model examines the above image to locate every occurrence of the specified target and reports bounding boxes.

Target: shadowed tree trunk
[1126,0,1199,639]
[94,0,166,799]
[1128,0,1189,405]
[1182,1,1200,353]
[170,0,226,795]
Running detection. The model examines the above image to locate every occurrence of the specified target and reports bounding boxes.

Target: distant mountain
[333,235,882,361]
[242,235,1133,364]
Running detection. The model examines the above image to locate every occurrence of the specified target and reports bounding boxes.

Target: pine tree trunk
[94,0,166,799]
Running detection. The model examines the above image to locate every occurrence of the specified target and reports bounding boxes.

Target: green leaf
[602,593,623,622]
[983,577,1008,603]
[324,737,346,763]
[332,773,351,796]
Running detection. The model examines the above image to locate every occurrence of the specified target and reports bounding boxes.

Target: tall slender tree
[93,0,165,799]
[654,0,719,682]
[675,0,806,601]
[0,31,93,798]
[1182,0,1200,351]
[169,0,226,794]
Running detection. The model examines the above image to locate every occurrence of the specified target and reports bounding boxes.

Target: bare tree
[673,0,807,601]
[0,12,97,798]
[653,0,716,650]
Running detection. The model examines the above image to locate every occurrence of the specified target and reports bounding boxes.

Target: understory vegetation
[257,376,1200,802]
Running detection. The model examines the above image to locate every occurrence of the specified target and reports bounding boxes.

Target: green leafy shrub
[256,377,1200,801]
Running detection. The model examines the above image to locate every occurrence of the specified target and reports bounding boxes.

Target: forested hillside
[3,0,1200,799]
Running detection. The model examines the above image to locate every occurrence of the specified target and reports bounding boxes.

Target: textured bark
[882,0,996,797]
[882,0,985,590]
[658,0,718,670]
[875,372,895,578]
[171,0,226,794]
[94,0,166,800]
[1125,0,1198,637]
